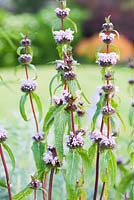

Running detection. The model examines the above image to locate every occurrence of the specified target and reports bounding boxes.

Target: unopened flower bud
[20,38,31,47]
[32,132,44,142]
[55,8,70,18]
[21,79,37,93]
[0,127,7,143]
[18,54,32,65]
[30,179,40,190]
[102,106,115,116]
[102,22,114,31]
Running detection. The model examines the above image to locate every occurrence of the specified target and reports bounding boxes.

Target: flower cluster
[18,54,32,65]
[30,179,40,190]
[66,128,86,148]
[0,127,7,143]
[53,28,74,44]
[90,130,116,149]
[102,106,115,116]
[32,132,44,142]
[55,7,70,18]
[43,146,60,167]
[96,52,119,67]
[100,33,115,44]
[21,79,37,93]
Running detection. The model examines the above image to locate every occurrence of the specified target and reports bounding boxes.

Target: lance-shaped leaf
[43,105,65,133]
[19,93,29,121]
[54,109,67,162]
[128,107,134,126]
[88,143,97,168]
[107,150,117,184]
[31,92,43,122]
[77,148,91,185]
[118,173,134,194]
[68,80,78,96]
[17,46,25,55]
[13,186,33,200]
[28,64,37,80]
[91,95,105,131]
[2,143,15,179]
[66,150,80,198]
[31,142,46,172]
[66,17,78,33]
[75,79,90,104]
[49,73,59,103]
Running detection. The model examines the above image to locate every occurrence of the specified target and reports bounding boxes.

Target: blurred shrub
[0,5,88,67]
[75,33,134,63]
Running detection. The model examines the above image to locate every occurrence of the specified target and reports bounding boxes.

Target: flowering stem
[93,117,104,200]
[24,63,39,133]
[42,177,47,200]
[34,189,37,200]
[0,144,12,200]
[29,93,39,133]
[61,18,64,31]
[93,142,100,200]
[48,168,54,200]
[99,182,105,200]
[71,110,76,135]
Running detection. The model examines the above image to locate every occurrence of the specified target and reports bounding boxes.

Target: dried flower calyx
[21,79,37,93]
[0,127,7,143]
[43,146,60,167]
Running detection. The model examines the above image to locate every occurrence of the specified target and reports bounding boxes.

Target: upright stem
[34,189,37,200]
[24,64,39,133]
[29,93,39,133]
[0,144,12,200]
[99,182,105,200]
[42,177,47,200]
[71,110,76,135]
[93,117,104,200]
[93,143,100,200]
[48,168,54,200]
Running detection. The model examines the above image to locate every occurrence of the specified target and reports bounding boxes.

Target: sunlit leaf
[19,93,29,121]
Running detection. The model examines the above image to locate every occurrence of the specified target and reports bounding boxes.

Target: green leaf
[2,143,15,179]
[31,142,46,172]
[28,64,37,80]
[17,46,25,55]
[128,107,134,126]
[91,95,105,131]
[56,44,64,59]
[88,143,97,168]
[68,80,77,96]
[31,93,43,122]
[27,46,33,56]
[107,150,117,184]
[19,93,29,121]
[13,186,33,200]
[0,29,16,50]
[118,173,134,193]
[66,17,78,33]
[54,109,67,162]
[66,150,80,186]
[75,79,90,104]
[0,179,7,188]
[43,105,65,133]
[77,148,91,185]
[96,43,106,53]
[49,73,59,103]
[110,44,120,56]
[66,150,80,200]
[116,111,126,131]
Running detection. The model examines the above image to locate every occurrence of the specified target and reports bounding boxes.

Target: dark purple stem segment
[42,178,47,200]
[34,189,36,200]
[48,168,55,200]
[93,143,100,200]
[0,144,12,200]
[99,182,105,200]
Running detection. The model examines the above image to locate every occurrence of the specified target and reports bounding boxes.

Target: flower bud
[30,179,40,190]
[0,127,7,143]
[102,22,114,31]
[102,106,115,116]
[21,79,37,93]
[20,38,31,47]
[64,71,76,80]
[18,54,32,65]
